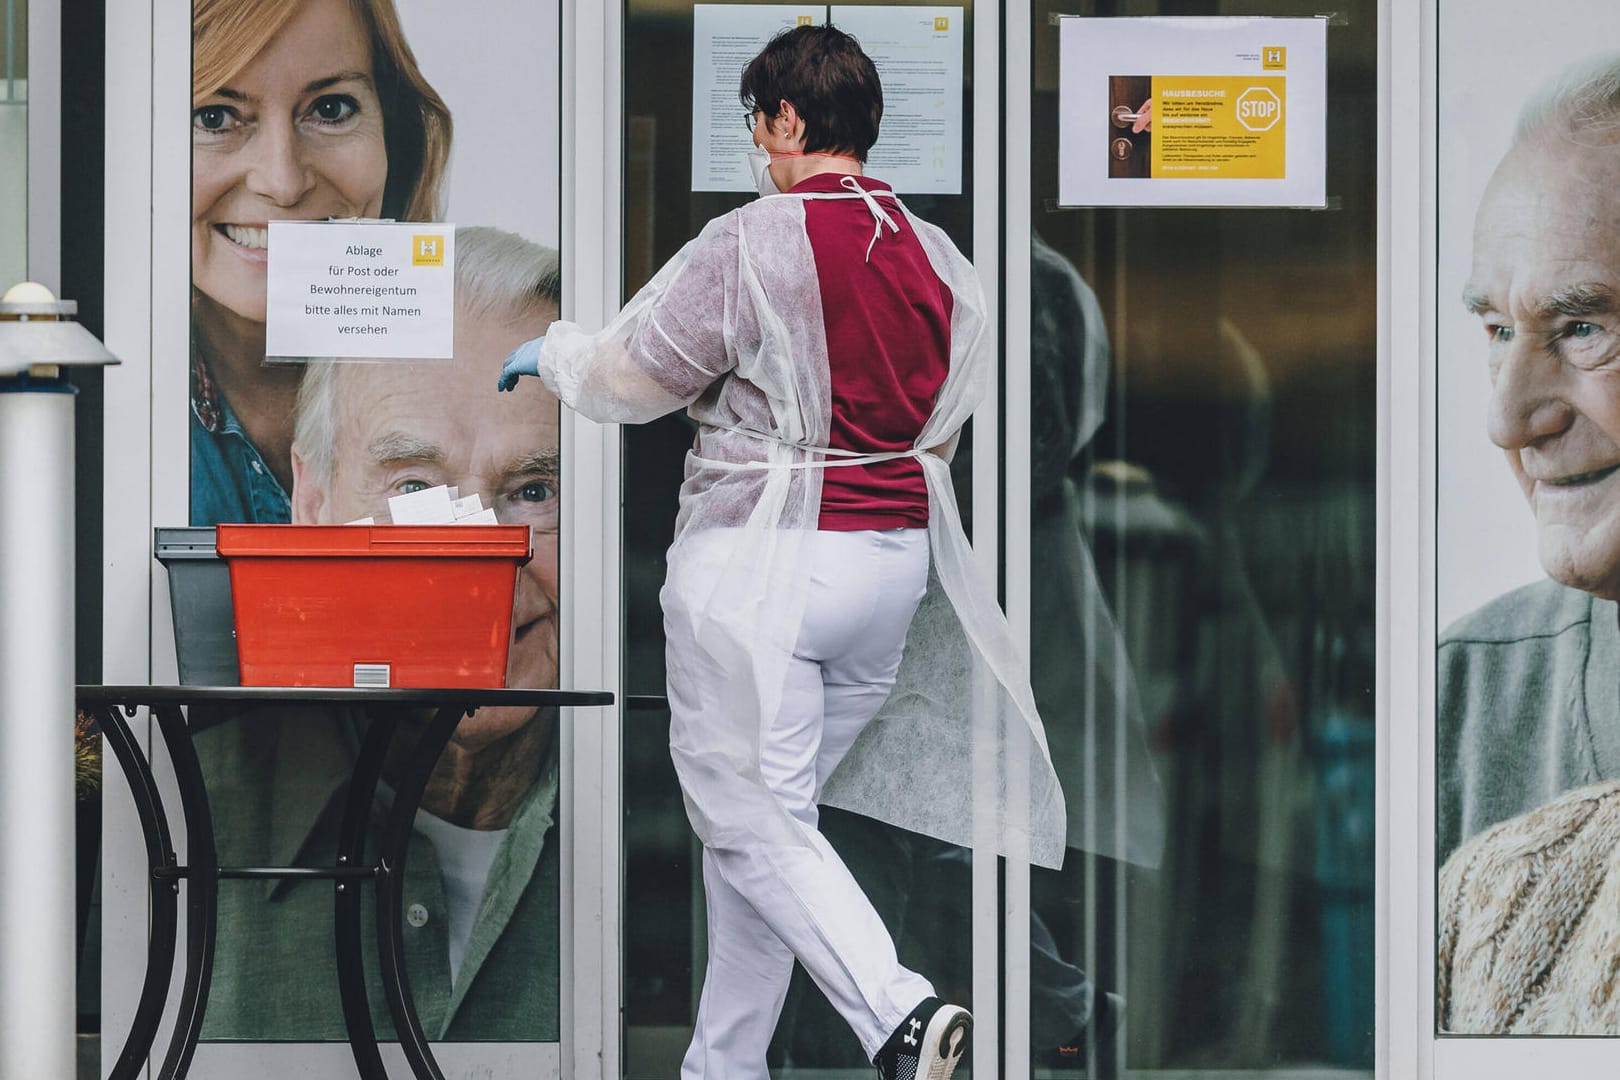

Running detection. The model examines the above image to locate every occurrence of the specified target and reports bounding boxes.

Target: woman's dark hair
[740,24,883,162]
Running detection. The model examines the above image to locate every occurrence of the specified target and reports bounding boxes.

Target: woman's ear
[776,99,807,147]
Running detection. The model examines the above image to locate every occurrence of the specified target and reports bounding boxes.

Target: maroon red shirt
[631,173,955,529]
[792,173,953,529]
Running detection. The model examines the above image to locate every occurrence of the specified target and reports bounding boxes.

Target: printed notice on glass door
[691,4,824,191]
[830,6,963,194]
[1057,16,1326,207]
[265,222,454,361]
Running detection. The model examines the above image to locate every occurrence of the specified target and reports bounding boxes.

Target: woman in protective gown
[500,25,1068,1080]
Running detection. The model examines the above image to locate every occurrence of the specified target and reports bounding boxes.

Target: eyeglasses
[743,111,759,133]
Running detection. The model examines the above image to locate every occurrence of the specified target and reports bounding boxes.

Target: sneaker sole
[919,1005,972,1080]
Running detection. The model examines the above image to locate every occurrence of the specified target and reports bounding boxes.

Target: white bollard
[0,383,79,1080]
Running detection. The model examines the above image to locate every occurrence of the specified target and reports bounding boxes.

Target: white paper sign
[1057,17,1327,208]
[691,4,824,192]
[830,6,963,194]
[265,222,455,360]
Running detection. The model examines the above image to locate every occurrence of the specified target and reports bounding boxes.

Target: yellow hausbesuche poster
[1057,16,1326,207]
[1148,75,1287,180]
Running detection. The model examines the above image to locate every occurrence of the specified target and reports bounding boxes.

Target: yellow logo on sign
[412,235,446,266]
[797,14,813,25]
[934,16,950,31]
[1262,46,1286,70]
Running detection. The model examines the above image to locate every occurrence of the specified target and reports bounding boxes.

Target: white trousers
[665,528,936,1080]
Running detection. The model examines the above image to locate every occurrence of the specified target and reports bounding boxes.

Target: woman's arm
[537,324,721,425]
[521,217,741,425]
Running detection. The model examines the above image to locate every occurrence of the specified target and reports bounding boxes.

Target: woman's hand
[1132,99,1152,133]
[497,336,546,392]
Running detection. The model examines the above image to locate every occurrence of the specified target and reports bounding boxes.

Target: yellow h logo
[934,16,950,31]
[1262,46,1286,70]
[412,235,445,266]
[797,14,813,26]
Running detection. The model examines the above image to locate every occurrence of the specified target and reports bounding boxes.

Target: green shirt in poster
[193,706,560,1042]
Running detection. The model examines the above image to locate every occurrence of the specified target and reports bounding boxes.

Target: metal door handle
[1113,105,1146,128]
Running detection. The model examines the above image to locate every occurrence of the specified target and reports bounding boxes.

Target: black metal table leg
[335,714,397,1080]
[77,684,610,1079]
[94,705,180,1080]
[151,705,219,1080]
[376,703,471,1080]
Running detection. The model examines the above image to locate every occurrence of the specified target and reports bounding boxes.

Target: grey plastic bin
[154,527,240,685]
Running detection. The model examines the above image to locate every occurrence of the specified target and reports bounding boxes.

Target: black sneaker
[873,997,972,1080]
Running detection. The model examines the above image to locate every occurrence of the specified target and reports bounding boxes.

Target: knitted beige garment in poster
[1438,779,1620,1034]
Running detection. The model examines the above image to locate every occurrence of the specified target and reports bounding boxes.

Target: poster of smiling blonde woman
[1435,1,1620,1036]
[186,0,564,1043]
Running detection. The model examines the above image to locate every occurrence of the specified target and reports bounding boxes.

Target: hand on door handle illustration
[1111,100,1153,133]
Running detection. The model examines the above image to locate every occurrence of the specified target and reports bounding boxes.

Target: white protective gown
[538,180,1069,868]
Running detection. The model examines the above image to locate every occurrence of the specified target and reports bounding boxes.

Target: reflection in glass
[1029,0,1377,1074]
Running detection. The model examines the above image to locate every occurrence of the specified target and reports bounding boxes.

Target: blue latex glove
[497,335,545,392]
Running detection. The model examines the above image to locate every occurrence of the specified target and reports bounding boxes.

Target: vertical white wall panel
[1386,0,1431,1077]
[970,2,1002,1077]
[98,0,153,1070]
[561,2,623,1078]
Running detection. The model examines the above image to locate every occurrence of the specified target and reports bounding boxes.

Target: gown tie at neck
[840,174,901,262]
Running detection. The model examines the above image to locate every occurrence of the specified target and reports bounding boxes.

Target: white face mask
[747,145,778,197]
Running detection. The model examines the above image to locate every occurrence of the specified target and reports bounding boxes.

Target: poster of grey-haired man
[1437,35,1620,1034]
[194,226,565,1042]
[179,0,564,1047]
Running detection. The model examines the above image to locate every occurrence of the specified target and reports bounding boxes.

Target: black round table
[79,685,614,1080]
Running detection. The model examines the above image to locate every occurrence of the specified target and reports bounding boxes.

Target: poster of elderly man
[179,0,564,1047]
[193,226,564,1041]
[1435,2,1620,1035]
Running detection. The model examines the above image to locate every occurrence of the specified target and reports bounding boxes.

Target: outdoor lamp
[0,281,119,1080]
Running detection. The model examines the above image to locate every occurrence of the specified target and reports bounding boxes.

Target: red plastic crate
[215,523,532,688]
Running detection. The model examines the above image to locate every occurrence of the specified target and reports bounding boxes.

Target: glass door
[1018,3,1378,1076]
[619,2,984,1075]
